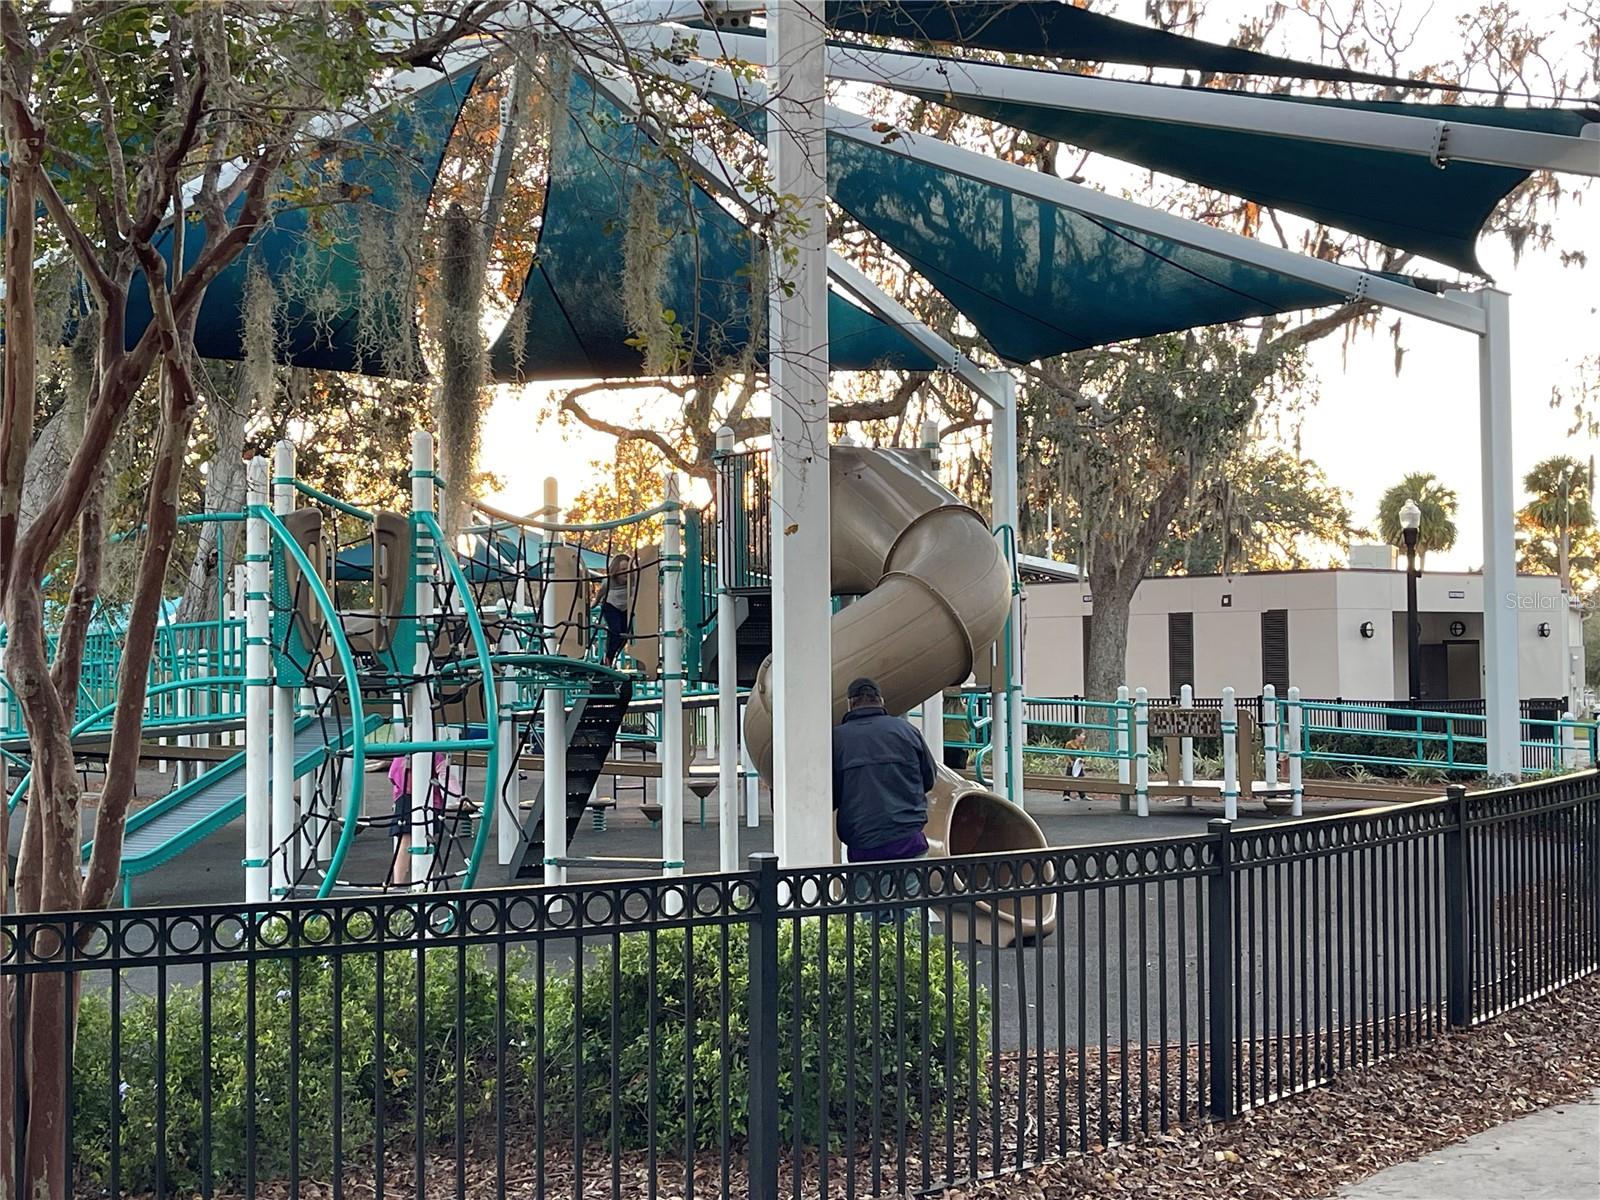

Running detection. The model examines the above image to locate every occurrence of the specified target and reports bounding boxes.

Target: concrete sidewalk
[1335,1089,1600,1199]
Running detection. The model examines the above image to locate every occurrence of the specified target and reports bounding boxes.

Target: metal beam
[676,25,1600,178]
[633,50,1490,335]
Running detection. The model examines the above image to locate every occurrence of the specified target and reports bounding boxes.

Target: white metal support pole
[244,458,272,904]
[1221,686,1239,823]
[1561,710,1576,771]
[410,431,438,889]
[662,473,686,892]
[1115,684,1131,812]
[1476,288,1521,778]
[715,427,741,872]
[270,442,298,895]
[496,597,521,867]
[541,477,568,887]
[767,0,834,866]
[742,741,759,827]
[1262,683,1279,789]
[989,370,1025,807]
[1134,686,1149,818]
[1287,687,1304,816]
[914,419,948,767]
[1179,683,1195,792]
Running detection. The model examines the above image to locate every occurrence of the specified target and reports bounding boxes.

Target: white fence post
[1134,686,1149,818]
[1116,684,1131,813]
[1179,683,1195,807]
[1287,686,1304,817]
[244,459,271,904]
[270,441,298,896]
[1262,683,1279,789]
[1221,686,1239,823]
[715,426,741,872]
[541,477,567,888]
[409,432,438,889]
[1560,709,1576,772]
[661,472,686,898]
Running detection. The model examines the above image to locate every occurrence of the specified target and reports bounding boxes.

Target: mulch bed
[937,971,1600,1199]
[96,974,1600,1199]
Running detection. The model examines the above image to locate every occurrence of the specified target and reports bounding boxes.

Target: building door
[1445,640,1481,700]
[1418,643,1449,701]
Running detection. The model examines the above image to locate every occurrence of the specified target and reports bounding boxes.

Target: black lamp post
[1400,498,1422,702]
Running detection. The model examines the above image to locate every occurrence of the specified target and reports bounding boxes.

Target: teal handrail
[288,480,375,521]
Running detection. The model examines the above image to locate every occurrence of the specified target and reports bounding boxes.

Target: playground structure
[7,401,1598,909]
[2,425,1055,913]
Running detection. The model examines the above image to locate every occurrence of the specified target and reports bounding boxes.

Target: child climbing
[389,752,450,886]
[600,551,632,665]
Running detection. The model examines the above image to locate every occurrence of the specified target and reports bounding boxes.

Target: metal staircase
[697,592,771,687]
[513,675,634,879]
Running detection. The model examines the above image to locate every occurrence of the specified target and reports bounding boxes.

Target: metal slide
[743,446,1057,941]
[83,715,381,902]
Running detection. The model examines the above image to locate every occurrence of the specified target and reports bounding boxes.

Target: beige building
[1022,562,1584,706]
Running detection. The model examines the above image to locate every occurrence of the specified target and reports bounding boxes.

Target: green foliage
[71,918,987,1192]
[1153,447,1357,574]
[1376,472,1459,563]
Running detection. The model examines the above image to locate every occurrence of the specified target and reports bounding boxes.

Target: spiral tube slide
[743,446,1056,943]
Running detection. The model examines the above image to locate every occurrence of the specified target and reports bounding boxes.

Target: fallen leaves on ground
[935,972,1600,1200]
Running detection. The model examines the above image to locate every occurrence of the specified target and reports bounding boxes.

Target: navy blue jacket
[831,705,936,854]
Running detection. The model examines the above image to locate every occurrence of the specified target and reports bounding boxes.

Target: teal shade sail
[828,131,1347,361]
[896,77,1594,274]
[120,71,477,376]
[825,1,1442,89]
[722,96,1355,362]
[486,76,937,381]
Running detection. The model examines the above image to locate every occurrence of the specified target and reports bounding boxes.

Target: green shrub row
[71,916,988,1192]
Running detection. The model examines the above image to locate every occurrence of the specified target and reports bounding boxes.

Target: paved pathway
[1335,1089,1600,1199]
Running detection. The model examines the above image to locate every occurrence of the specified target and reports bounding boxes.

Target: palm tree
[1520,455,1594,591]
[1376,473,1458,566]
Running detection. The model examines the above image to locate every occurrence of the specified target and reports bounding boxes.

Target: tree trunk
[6,573,87,1200]
[1085,570,1135,706]
[81,376,198,909]
[175,367,247,625]
[0,9,42,1183]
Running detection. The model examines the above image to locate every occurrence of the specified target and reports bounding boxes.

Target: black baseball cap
[846,676,881,700]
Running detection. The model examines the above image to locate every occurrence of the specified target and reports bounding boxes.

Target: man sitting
[832,676,937,913]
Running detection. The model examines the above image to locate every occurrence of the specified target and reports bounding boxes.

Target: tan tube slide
[744,446,1056,943]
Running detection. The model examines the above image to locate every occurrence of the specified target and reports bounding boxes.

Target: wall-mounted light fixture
[1537,622,1552,638]
[1358,621,1375,639]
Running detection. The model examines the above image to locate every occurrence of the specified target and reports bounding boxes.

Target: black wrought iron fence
[3,774,1597,1200]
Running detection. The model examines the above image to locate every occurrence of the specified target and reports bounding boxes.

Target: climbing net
[260,485,495,897]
